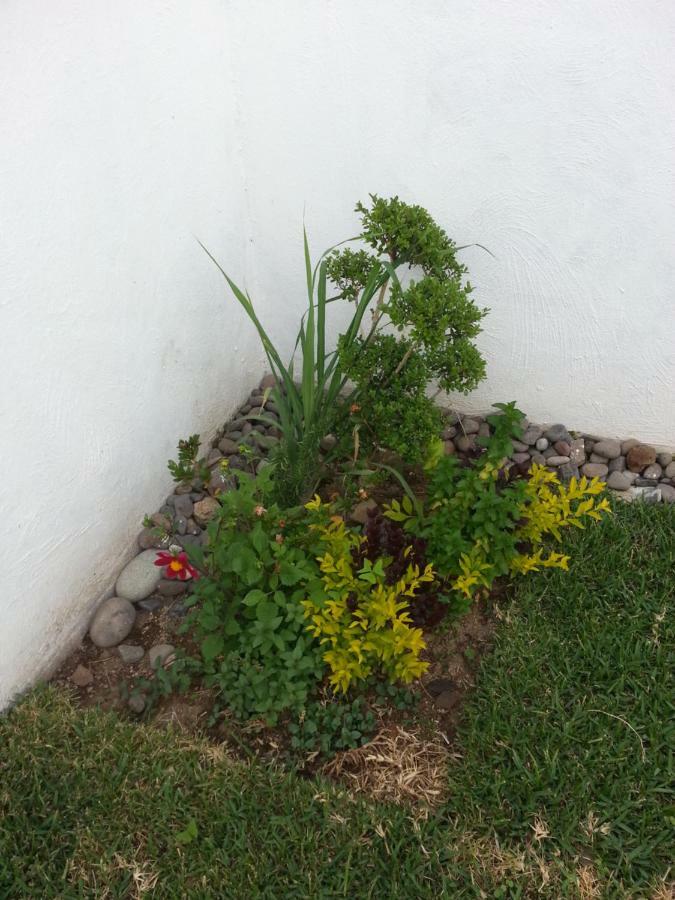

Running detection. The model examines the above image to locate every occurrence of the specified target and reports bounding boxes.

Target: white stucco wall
[0,2,264,707]
[229,0,675,442]
[1,1,674,707]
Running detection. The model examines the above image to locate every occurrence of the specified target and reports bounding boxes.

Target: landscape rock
[545,424,572,443]
[444,440,456,455]
[547,455,570,467]
[89,596,136,647]
[70,664,93,687]
[657,452,672,468]
[208,469,234,497]
[554,440,571,456]
[259,373,277,390]
[118,644,145,664]
[626,444,656,472]
[592,439,621,460]
[512,440,529,453]
[349,499,377,525]
[582,462,608,479]
[137,597,162,612]
[460,418,480,435]
[173,495,194,519]
[621,438,640,455]
[478,422,491,438]
[138,527,170,551]
[608,456,626,473]
[535,438,549,451]
[607,471,632,491]
[659,484,675,503]
[218,437,239,455]
[115,550,163,602]
[522,425,543,446]
[148,643,175,668]
[569,439,586,465]
[455,435,476,453]
[128,694,146,714]
[193,497,220,525]
[158,578,188,597]
[558,462,580,483]
[530,452,547,466]
[513,452,530,464]
[642,464,662,481]
[434,690,461,710]
[665,462,675,479]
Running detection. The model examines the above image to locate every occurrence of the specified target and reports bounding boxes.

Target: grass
[1,500,672,898]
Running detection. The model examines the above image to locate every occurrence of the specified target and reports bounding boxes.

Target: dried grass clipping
[321,726,448,807]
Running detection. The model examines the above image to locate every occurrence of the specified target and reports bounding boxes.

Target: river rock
[626,444,656,472]
[607,471,632,491]
[148,643,175,668]
[660,484,675,503]
[547,455,570,467]
[115,550,163,602]
[535,437,549,451]
[592,439,621,460]
[642,463,662,481]
[569,439,586,465]
[89,596,136,647]
[461,417,480,435]
[218,437,239,455]
[621,438,640,455]
[522,425,543,446]
[608,456,626,473]
[545,424,572,443]
[194,497,220,525]
[118,644,145,664]
[582,462,608,479]
[665,462,675,479]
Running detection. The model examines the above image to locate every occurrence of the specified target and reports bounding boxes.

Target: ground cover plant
[3,501,672,897]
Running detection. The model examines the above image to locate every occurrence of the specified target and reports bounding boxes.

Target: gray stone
[558,462,580,483]
[259,373,277,390]
[253,433,279,451]
[569,439,586,465]
[128,694,146,714]
[584,439,595,454]
[118,644,145,664]
[218,437,239,455]
[173,495,194,519]
[115,550,163,602]
[582,462,608,479]
[535,437,549,451]
[590,452,610,464]
[665,462,675,479]
[138,527,171,551]
[657,452,672,468]
[513,452,531,464]
[522,425,543,446]
[660,484,675,503]
[545,424,572,443]
[633,486,662,504]
[174,515,188,535]
[621,438,640,455]
[511,440,528,453]
[349,499,377,525]
[530,452,547,466]
[441,426,457,440]
[554,440,571,456]
[320,434,337,452]
[444,440,456,455]
[174,482,192,495]
[194,496,220,525]
[461,417,480,435]
[478,422,491,438]
[70,664,93,687]
[642,464,662,481]
[607,471,632,491]
[241,422,253,435]
[137,597,162,612]
[547,455,570,467]
[592,439,621,460]
[542,447,556,459]
[608,456,626,473]
[158,578,188,597]
[208,470,234,497]
[89,596,136,647]
[206,448,223,467]
[148,643,175,668]
[455,435,476,453]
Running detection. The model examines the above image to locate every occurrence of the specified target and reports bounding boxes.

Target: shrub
[328,195,487,461]
[302,497,433,692]
[184,471,325,723]
[287,696,376,759]
[384,402,611,606]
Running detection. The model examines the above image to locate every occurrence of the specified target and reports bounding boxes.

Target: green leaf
[201,634,224,663]
[242,589,267,607]
[175,819,198,845]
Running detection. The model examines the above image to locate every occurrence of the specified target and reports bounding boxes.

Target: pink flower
[154,550,199,581]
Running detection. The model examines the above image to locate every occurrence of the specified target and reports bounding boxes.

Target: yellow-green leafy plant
[384,402,611,608]
[302,497,433,692]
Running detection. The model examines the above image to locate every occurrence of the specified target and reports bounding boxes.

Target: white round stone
[89,597,136,648]
[115,549,163,601]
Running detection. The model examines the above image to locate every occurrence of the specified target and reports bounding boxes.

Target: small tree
[327,195,487,462]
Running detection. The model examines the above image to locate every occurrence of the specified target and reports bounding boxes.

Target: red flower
[154,550,198,581]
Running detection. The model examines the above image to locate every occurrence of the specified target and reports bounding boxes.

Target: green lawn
[1,500,672,898]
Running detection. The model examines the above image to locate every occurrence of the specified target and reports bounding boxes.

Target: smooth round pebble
[118,644,145,664]
[535,437,549,451]
[607,471,632,491]
[592,439,621,460]
[642,463,662,481]
[665,462,675,479]
[582,462,608,479]
[660,484,675,503]
[461,418,480,435]
[115,550,163,602]
[148,643,175,668]
[547,455,570,467]
[89,597,136,648]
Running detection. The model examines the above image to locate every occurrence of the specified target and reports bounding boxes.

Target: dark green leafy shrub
[184,471,325,724]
